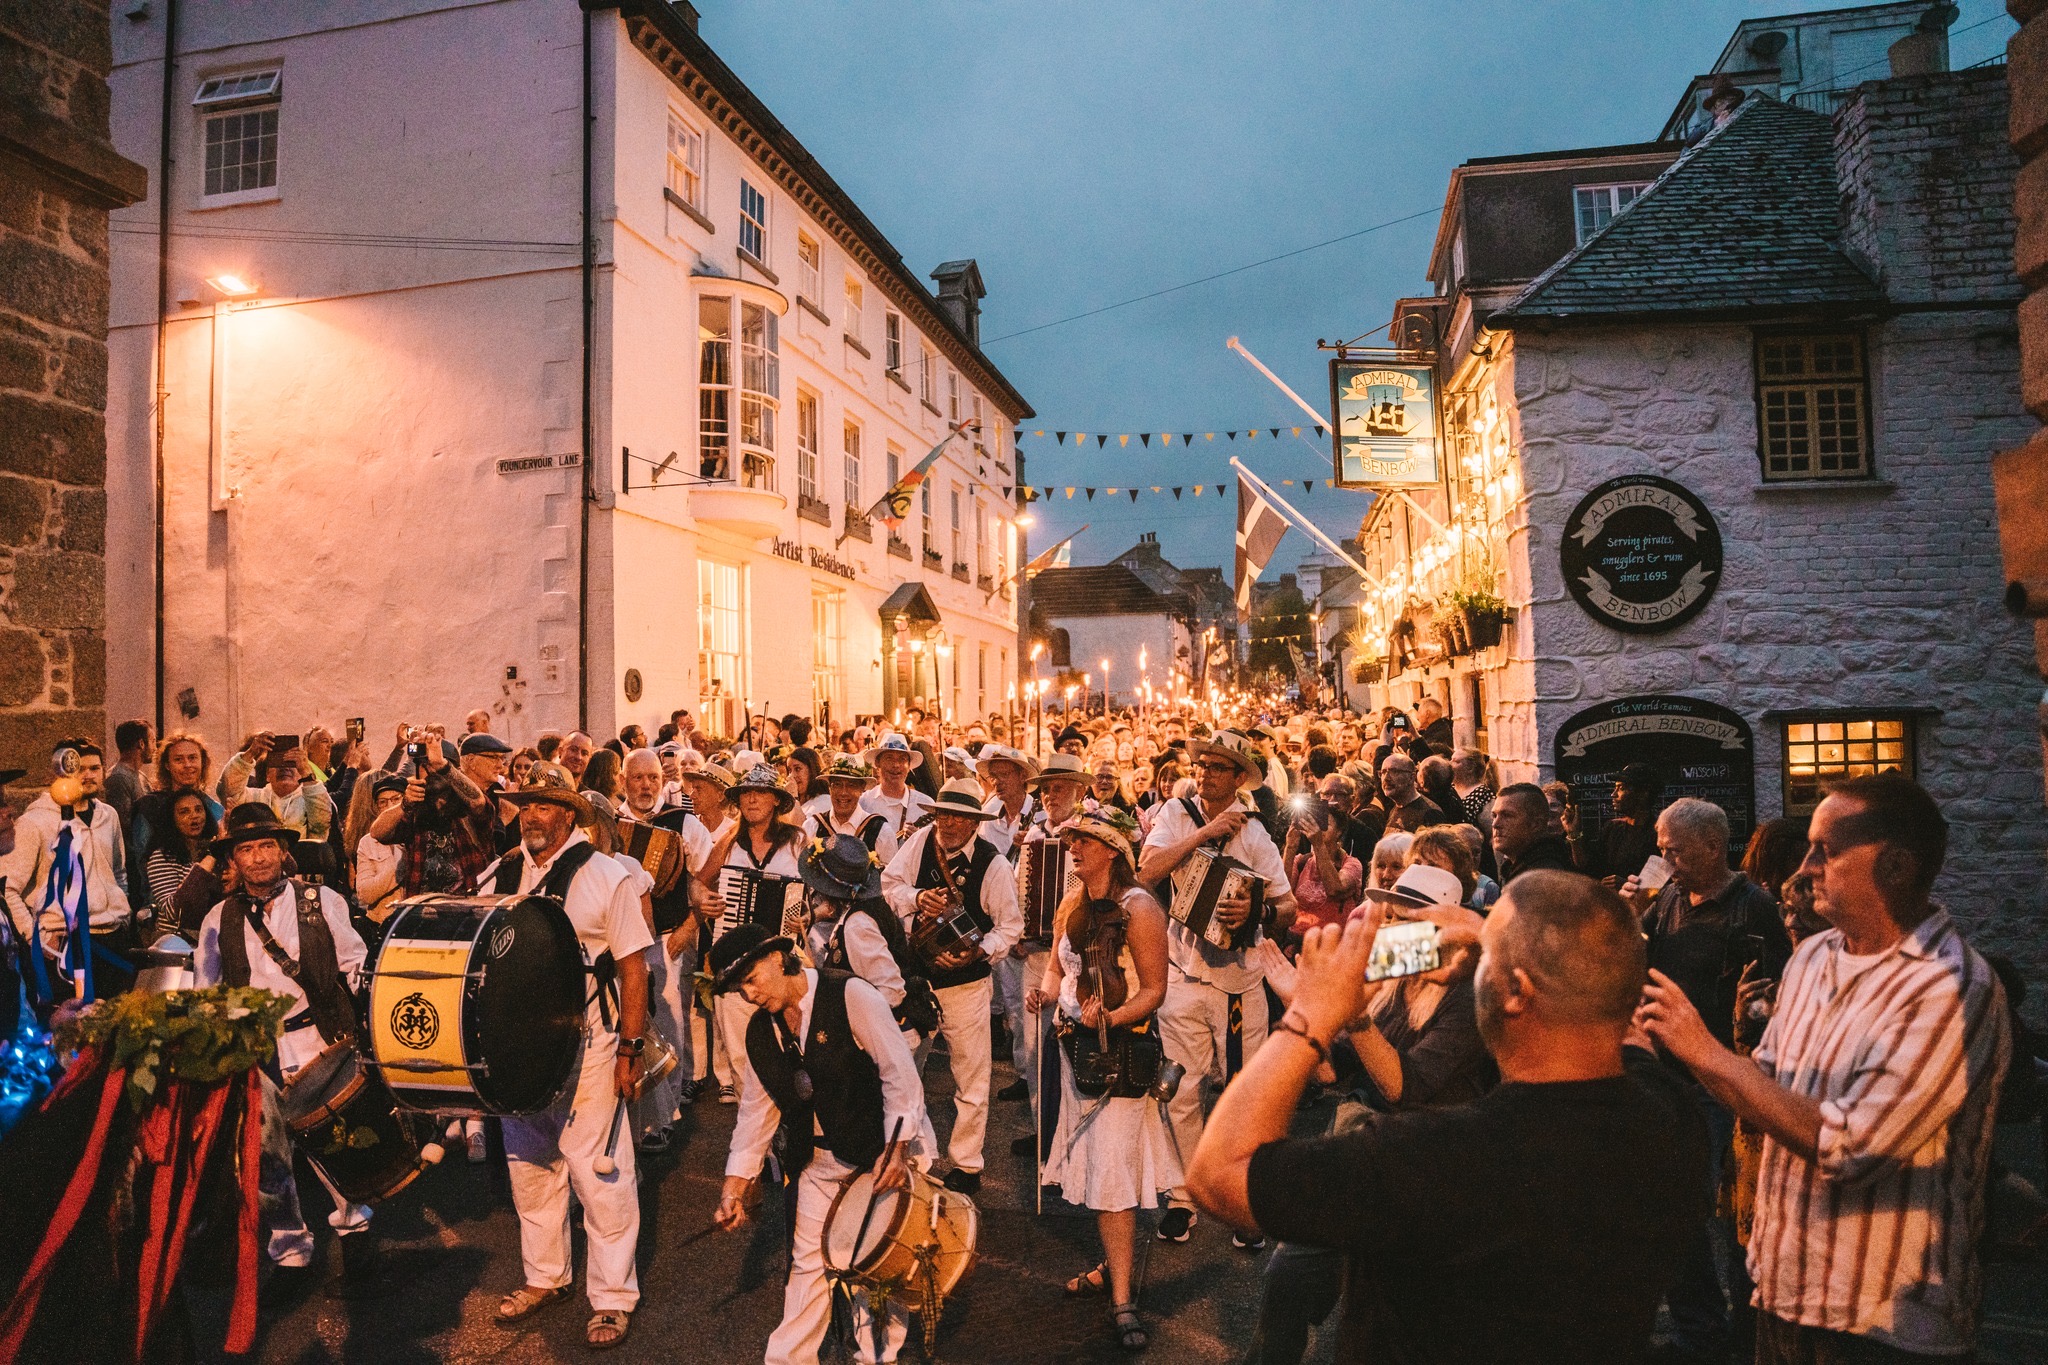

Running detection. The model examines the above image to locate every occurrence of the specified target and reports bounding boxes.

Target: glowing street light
[207,272,259,297]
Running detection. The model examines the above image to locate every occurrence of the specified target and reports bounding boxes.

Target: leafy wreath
[56,986,291,1114]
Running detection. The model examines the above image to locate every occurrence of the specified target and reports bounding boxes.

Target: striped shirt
[1748,907,2010,1354]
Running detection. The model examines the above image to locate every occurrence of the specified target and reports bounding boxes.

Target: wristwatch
[617,1035,646,1058]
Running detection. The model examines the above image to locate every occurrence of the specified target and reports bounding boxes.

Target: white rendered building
[105,0,1031,749]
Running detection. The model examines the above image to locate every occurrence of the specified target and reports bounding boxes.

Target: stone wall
[0,0,145,792]
[1994,3,2048,710]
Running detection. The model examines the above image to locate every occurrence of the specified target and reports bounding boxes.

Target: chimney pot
[930,259,987,348]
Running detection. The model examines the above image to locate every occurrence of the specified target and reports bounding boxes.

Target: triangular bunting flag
[1204,433,1215,441]
[1172,487,1183,500]
[1217,485,1226,496]
[1193,485,1203,497]
[1056,431,1067,444]
[1096,435,1108,448]
[1315,425,1325,437]
[1282,479,1294,486]
[1246,430,1257,441]
[1107,487,1118,495]
[1064,487,1075,499]
[1271,428,1281,439]
[1184,433,1195,445]
[1291,427,1301,437]
[1118,434,1129,448]
[1227,432,1237,441]
[1127,489,1139,502]
[1150,486,1161,493]
[1140,434,1151,447]
[1086,488,1096,500]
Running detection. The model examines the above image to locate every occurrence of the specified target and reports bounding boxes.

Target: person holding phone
[1282,790,1361,935]
[218,731,335,880]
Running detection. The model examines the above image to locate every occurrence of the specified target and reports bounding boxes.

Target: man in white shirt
[1137,728,1296,1244]
[803,756,900,866]
[858,734,933,841]
[711,924,930,1365]
[881,780,1022,1194]
[484,762,653,1352]
[193,804,373,1276]
[1,739,131,1000]
[975,746,1039,859]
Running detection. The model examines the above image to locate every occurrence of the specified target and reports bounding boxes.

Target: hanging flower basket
[1354,659,1385,684]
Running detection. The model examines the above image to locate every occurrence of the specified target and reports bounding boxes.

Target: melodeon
[1167,846,1266,952]
[1015,837,1079,941]
[909,897,984,970]
[618,819,687,898]
[715,866,807,940]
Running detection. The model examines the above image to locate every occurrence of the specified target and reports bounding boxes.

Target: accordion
[619,820,687,898]
[1015,837,1079,941]
[909,898,984,971]
[715,866,806,941]
[1167,845,1265,952]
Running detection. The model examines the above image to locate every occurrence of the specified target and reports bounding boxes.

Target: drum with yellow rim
[364,894,585,1116]
[822,1165,979,1312]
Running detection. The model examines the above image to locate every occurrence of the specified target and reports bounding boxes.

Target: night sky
[703,1,2016,578]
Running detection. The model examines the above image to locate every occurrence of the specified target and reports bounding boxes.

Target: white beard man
[483,763,652,1351]
[1135,729,1297,1246]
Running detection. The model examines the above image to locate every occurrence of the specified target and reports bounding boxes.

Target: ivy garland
[56,986,292,1113]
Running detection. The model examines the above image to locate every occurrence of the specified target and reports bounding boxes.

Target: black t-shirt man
[1245,1048,1708,1365]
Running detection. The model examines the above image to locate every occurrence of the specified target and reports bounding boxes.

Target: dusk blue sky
[702,2,2017,577]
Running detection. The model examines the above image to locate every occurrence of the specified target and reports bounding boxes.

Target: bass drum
[364,894,585,1116]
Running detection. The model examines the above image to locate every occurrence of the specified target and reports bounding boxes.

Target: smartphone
[271,733,301,754]
[1366,921,1441,982]
[346,717,365,745]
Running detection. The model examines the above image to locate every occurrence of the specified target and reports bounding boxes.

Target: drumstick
[845,1117,905,1264]
[592,1093,628,1176]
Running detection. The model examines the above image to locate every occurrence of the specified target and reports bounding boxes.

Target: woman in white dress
[1025,808,1177,1354]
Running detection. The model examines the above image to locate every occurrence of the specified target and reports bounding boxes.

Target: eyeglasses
[1194,760,1238,775]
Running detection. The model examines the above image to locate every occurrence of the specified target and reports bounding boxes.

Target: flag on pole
[1235,474,1288,613]
[863,421,976,528]
[1022,526,1086,576]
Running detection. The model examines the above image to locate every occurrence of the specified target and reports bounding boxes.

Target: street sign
[1329,360,1439,487]
[1560,475,1722,634]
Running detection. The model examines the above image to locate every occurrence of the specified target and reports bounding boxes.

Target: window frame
[738,178,770,265]
[1753,328,1874,482]
[1572,181,1650,246]
[884,310,904,375]
[844,276,865,342]
[920,343,937,407]
[796,232,822,307]
[698,293,779,488]
[666,109,705,211]
[1777,710,1918,817]
[842,418,863,510]
[795,387,822,504]
[195,70,282,205]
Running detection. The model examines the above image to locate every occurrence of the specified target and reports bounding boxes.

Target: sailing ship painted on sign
[1330,360,1440,487]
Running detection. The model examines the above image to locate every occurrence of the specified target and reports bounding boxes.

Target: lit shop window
[812,587,846,724]
[1572,182,1648,245]
[699,295,779,487]
[1756,332,1871,480]
[1781,714,1914,815]
[698,559,745,735]
[194,70,281,202]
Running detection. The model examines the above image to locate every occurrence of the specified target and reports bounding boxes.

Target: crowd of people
[0,694,2042,1363]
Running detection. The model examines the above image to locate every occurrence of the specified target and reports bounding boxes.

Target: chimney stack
[930,259,986,348]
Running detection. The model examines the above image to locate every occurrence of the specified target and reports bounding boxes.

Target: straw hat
[1028,752,1091,790]
[725,763,797,814]
[1185,729,1264,787]
[498,761,596,822]
[929,779,997,821]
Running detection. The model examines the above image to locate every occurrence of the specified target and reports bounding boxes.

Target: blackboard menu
[1560,475,1722,634]
[1553,695,1756,849]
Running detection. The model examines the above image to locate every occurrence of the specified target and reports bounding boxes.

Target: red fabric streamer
[228,1069,263,1353]
[0,1054,124,1362]
[133,1080,231,1359]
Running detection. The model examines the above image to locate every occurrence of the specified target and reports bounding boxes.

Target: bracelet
[1271,1015,1330,1066]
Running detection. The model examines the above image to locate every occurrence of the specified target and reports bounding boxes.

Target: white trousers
[503,1030,641,1312]
[993,946,1052,1115]
[918,976,992,1173]
[639,938,692,1132]
[1156,966,1268,1208]
[764,1150,911,1365]
[714,990,755,1093]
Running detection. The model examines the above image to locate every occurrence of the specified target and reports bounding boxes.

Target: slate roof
[1029,565,1193,620]
[1492,96,1882,323]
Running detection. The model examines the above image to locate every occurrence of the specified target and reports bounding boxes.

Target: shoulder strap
[539,841,602,902]
[857,814,886,850]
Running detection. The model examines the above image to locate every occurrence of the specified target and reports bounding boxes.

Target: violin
[1075,897,1130,1048]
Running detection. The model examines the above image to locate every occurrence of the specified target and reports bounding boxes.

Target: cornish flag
[1234,475,1287,612]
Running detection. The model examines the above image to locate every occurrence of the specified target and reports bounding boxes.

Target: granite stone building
[1348,63,2043,969]
[0,1,145,784]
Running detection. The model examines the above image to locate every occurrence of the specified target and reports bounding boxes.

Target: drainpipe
[152,0,177,733]
[577,4,595,731]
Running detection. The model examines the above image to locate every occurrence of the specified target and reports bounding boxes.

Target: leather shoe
[941,1168,982,1195]
[995,1078,1029,1102]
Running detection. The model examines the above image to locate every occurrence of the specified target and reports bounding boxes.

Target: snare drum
[279,1040,431,1205]
[364,894,585,1116]
[822,1165,979,1311]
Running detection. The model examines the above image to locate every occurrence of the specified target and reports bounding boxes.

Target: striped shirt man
[1748,907,2010,1356]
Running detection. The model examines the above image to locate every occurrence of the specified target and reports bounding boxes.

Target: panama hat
[929,779,997,820]
[725,763,797,814]
[861,733,924,771]
[498,761,595,822]
[1185,729,1264,787]
[974,745,1040,782]
[1363,863,1465,913]
[1028,752,1091,789]
[684,761,735,792]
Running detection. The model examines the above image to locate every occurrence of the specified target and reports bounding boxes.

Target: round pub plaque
[1560,475,1722,634]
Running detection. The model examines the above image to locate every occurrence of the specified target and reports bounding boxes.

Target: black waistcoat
[743,969,885,1177]
[914,833,999,990]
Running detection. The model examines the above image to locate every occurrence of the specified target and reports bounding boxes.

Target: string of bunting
[1001,478,1349,502]
[1018,425,1327,448]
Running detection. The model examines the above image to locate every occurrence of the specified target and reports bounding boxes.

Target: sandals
[495,1283,572,1324]
[586,1310,631,1350]
[1064,1261,1109,1297]
[1112,1302,1148,1353]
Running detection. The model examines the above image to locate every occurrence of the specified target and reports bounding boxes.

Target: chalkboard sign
[1560,475,1722,634]
[1553,695,1756,849]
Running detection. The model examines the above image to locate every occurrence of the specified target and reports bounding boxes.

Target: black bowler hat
[708,923,795,994]
[212,803,302,858]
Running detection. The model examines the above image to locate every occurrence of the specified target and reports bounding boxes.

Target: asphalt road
[202,1044,2048,1365]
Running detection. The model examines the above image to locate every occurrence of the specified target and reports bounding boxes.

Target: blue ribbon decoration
[41,822,92,1005]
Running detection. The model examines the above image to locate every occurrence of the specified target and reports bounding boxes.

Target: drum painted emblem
[390,992,441,1049]
[490,925,516,959]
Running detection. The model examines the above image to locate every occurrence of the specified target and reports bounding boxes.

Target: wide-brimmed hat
[708,923,796,994]
[1028,752,1091,790]
[725,763,797,813]
[823,756,875,785]
[975,745,1040,783]
[1363,863,1464,913]
[683,761,735,791]
[929,779,996,821]
[1062,807,1140,865]
[798,832,884,902]
[211,803,302,858]
[861,733,923,770]
[1186,730,1264,787]
[1054,725,1088,750]
[499,761,596,822]
[941,745,974,768]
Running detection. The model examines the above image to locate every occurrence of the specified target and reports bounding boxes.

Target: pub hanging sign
[1560,474,1723,634]
[1330,359,1440,488]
